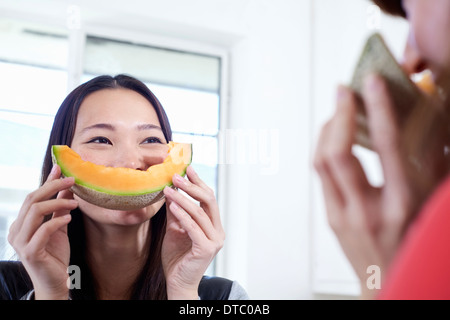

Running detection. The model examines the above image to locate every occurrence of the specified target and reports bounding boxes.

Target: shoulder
[198,276,249,300]
[0,261,33,300]
[379,175,450,299]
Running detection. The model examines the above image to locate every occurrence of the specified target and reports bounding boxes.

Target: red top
[378,175,450,299]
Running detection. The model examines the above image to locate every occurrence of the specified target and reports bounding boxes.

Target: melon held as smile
[51,142,193,211]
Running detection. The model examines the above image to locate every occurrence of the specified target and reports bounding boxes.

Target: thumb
[46,164,61,183]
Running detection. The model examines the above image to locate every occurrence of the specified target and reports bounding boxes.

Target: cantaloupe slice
[51,142,192,210]
[350,33,437,150]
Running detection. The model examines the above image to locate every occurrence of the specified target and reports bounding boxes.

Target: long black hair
[41,74,172,299]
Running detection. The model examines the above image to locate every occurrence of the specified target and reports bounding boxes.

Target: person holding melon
[0,74,248,300]
[314,0,450,299]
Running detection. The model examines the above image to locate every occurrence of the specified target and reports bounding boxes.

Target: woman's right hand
[8,164,78,299]
[313,75,418,299]
[314,73,449,299]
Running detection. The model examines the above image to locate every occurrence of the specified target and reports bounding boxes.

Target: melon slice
[51,142,192,210]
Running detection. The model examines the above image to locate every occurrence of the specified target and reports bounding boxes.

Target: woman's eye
[142,137,162,144]
[87,136,112,145]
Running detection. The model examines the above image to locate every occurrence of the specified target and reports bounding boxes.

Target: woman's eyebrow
[137,124,163,131]
[80,123,115,133]
[80,123,162,133]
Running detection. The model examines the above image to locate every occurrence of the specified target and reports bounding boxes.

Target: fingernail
[64,177,75,184]
[164,186,174,194]
[50,164,57,176]
[174,174,187,186]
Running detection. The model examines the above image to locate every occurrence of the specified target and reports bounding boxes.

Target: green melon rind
[51,145,192,210]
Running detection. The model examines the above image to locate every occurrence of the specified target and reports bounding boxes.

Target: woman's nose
[400,30,428,76]
[114,145,168,170]
[115,147,146,170]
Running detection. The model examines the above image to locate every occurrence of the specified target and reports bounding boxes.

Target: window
[0,19,225,277]
[0,17,69,260]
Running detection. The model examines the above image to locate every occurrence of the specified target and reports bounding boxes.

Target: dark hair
[371,0,406,18]
[41,74,172,299]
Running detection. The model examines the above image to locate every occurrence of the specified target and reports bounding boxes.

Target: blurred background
[0,0,408,299]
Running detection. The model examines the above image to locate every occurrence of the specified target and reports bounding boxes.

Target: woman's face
[402,0,450,89]
[70,88,169,226]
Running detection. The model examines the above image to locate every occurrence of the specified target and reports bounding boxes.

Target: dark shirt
[0,261,237,300]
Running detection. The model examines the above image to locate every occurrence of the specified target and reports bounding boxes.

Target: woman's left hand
[162,165,225,300]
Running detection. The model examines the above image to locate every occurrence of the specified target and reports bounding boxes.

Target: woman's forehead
[76,88,160,126]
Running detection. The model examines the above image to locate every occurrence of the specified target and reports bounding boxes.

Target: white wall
[310,0,409,297]
[222,1,313,299]
[0,0,409,300]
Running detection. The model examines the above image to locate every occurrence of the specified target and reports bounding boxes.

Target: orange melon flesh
[51,142,192,210]
[414,70,437,96]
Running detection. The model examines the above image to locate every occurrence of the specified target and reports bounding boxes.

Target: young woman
[0,74,248,300]
[314,0,450,299]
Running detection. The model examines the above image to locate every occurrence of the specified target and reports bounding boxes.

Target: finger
[363,74,409,197]
[26,214,72,260]
[164,187,217,240]
[327,86,371,201]
[16,198,78,245]
[174,167,220,220]
[168,201,208,245]
[314,122,350,231]
[14,177,75,230]
[314,118,346,215]
[53,190,76,219]
[165,198,189,237]
[172,172,216,207]
[185,165,209,190]
[165,197,182,229]
[45,164,61,183]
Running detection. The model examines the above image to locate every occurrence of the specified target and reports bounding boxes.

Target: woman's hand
[8,164,78,300]
[313,75,418,299]
[162,165,225,300]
